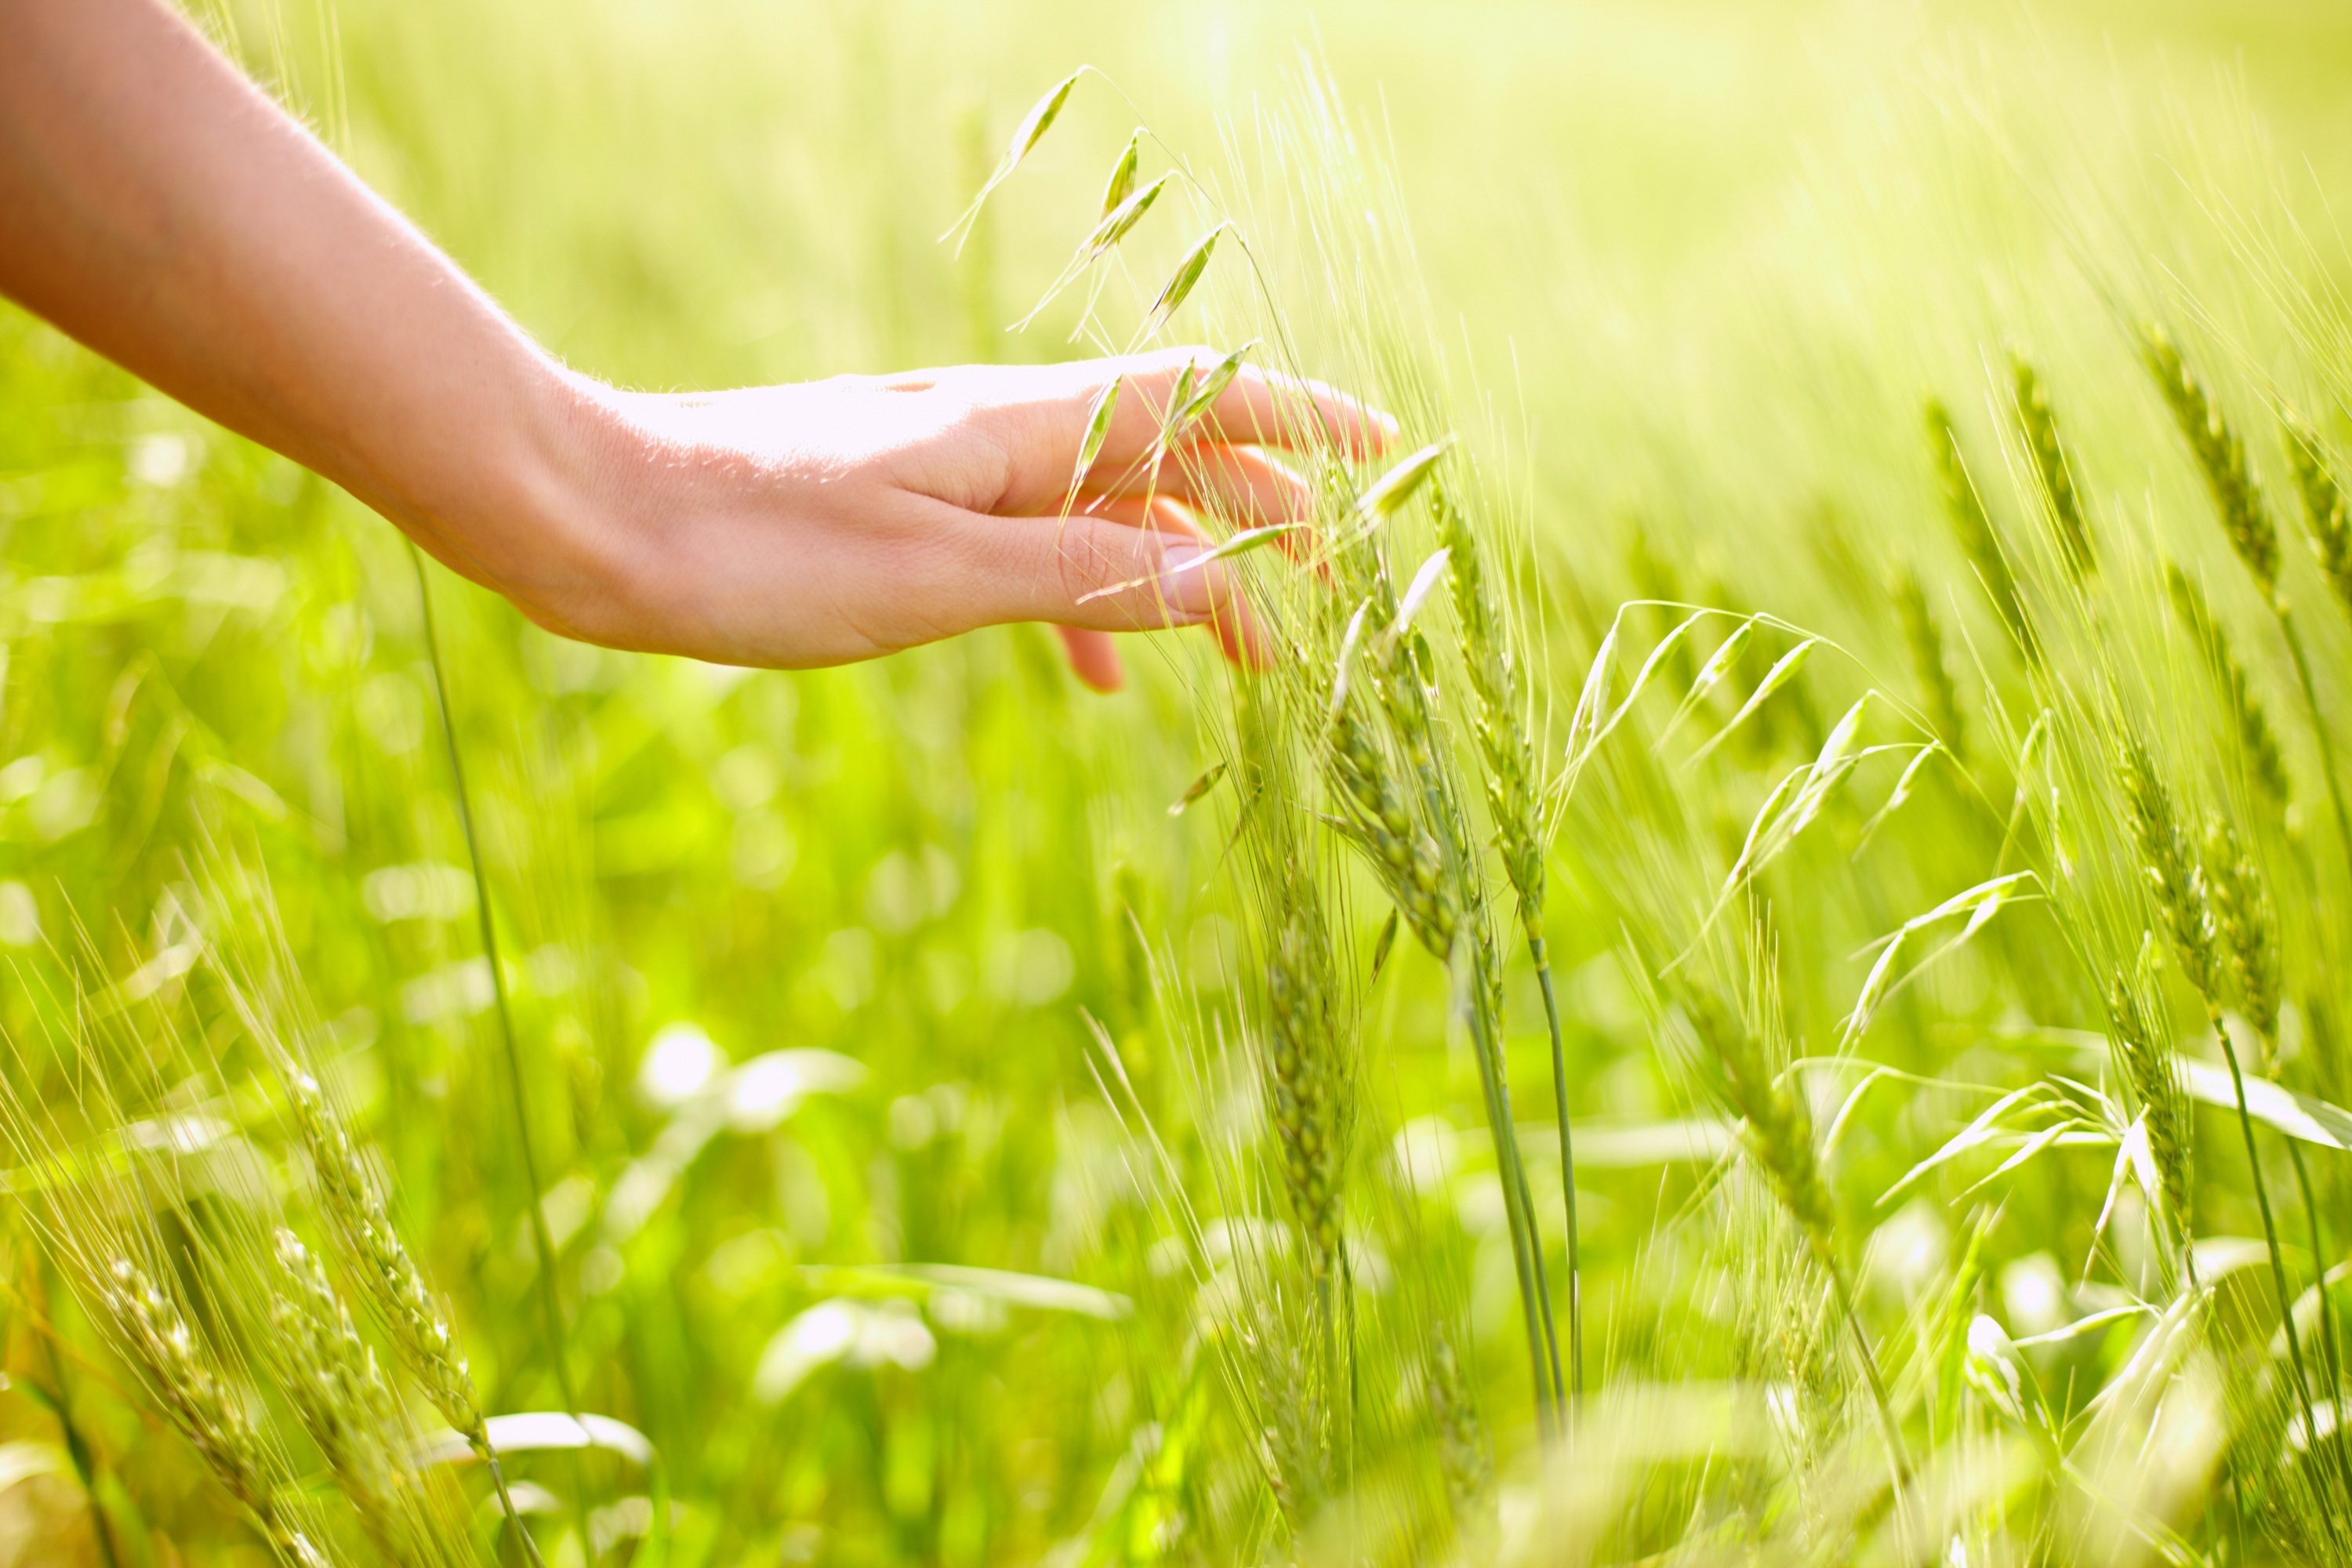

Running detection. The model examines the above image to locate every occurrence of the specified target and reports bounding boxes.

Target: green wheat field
[8,1,2352,1563]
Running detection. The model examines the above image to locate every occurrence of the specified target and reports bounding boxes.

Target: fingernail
[1156,542,1225,619]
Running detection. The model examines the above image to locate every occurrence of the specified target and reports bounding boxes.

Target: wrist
[401,358,659,652]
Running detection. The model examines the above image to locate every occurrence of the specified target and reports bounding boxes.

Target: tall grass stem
[410,543,590,1560]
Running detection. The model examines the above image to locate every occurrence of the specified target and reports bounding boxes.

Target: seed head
[2284,416,2352,622]
[2118,735,2220,1001]
[2202,815,2281,1065]
[1434,483,1546,941]
[1427,1329,1494,1541]
[1925,399,2035,658]
[284,1072,481,1437]
[102,1257,335,1565]
[1678,984,1835,1256]
[2105,967,2195,1244]
[2011,356,2096,579]
[1891,565,1965,760]
[2164,565,2291,815]
[2143,327,2280,597]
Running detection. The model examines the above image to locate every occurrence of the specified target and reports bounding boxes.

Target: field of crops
[7,1,2352,1563]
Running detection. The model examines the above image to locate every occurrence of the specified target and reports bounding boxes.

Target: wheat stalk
[1432,477,1584,1400]
[2117,734,2341,1508]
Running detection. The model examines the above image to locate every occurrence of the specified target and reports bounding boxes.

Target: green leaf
[2178,1059,2352,1151]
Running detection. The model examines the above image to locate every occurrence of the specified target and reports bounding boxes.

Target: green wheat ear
[2009,354,2096,580]
[2283,413,2352,621]
[1925,397,2036,660]
[2143,325,2280,597]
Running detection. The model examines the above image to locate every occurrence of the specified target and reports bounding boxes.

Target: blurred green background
[6,1,2352,1563]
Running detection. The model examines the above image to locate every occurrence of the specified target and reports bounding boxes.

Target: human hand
[531,350,1395,690]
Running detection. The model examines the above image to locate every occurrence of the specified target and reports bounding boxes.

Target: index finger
[1199,364,1397,459]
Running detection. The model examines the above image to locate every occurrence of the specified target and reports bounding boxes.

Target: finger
[1083,350,1392,459]
[983,350,1396,514]
[1196,364,1397,459]
[1080,442,1313,531]
[1055,626,1126,692]
[942,494,1242,634]
[1204,589,1276,671]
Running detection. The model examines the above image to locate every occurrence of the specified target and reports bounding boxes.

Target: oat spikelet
[2143,327,2281,598]
[2011,355,2096,579]
[2164,565,2290,815]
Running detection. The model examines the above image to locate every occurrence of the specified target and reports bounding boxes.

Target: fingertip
[1055,625,1127,692]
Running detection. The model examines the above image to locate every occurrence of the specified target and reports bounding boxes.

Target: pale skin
[0,0,1392,691]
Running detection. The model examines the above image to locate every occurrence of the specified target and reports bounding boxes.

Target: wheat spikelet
[100,1258,337,1567]
[2164,564,2291,815]
[2103,964,2195,1253]
[2118,735,2221,999]
[2284,414,2352,621]
[2010,355,2096,579]
[1432,482,1544,938]
[2118,731,2332,1488]
[1425,1329,1494,1548]
[1238,681,1351,1287]
[2143,326,2281,598]
[282,1070,481,1436]
[1892,565,1966,758]
[1675,982,1835,1254]
[1925,399,2036,658]
[1327,703,1455,956]
[270,1230,468,1568]
[2202,815,2281,1065]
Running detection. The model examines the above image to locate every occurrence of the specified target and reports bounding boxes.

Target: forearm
[0,0,598,608]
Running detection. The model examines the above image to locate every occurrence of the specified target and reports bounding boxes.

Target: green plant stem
[1462,956,1562,1434]
[1825,1249,1910,1485]
[2211,1016,2334,1497]
[38,1326,123,1568]
[1530,935,1584,1400]
[412,543,593,1563]
[477,1428,547,1568]
[2277,605,2352,889]
[2287,1138,2344,1402]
